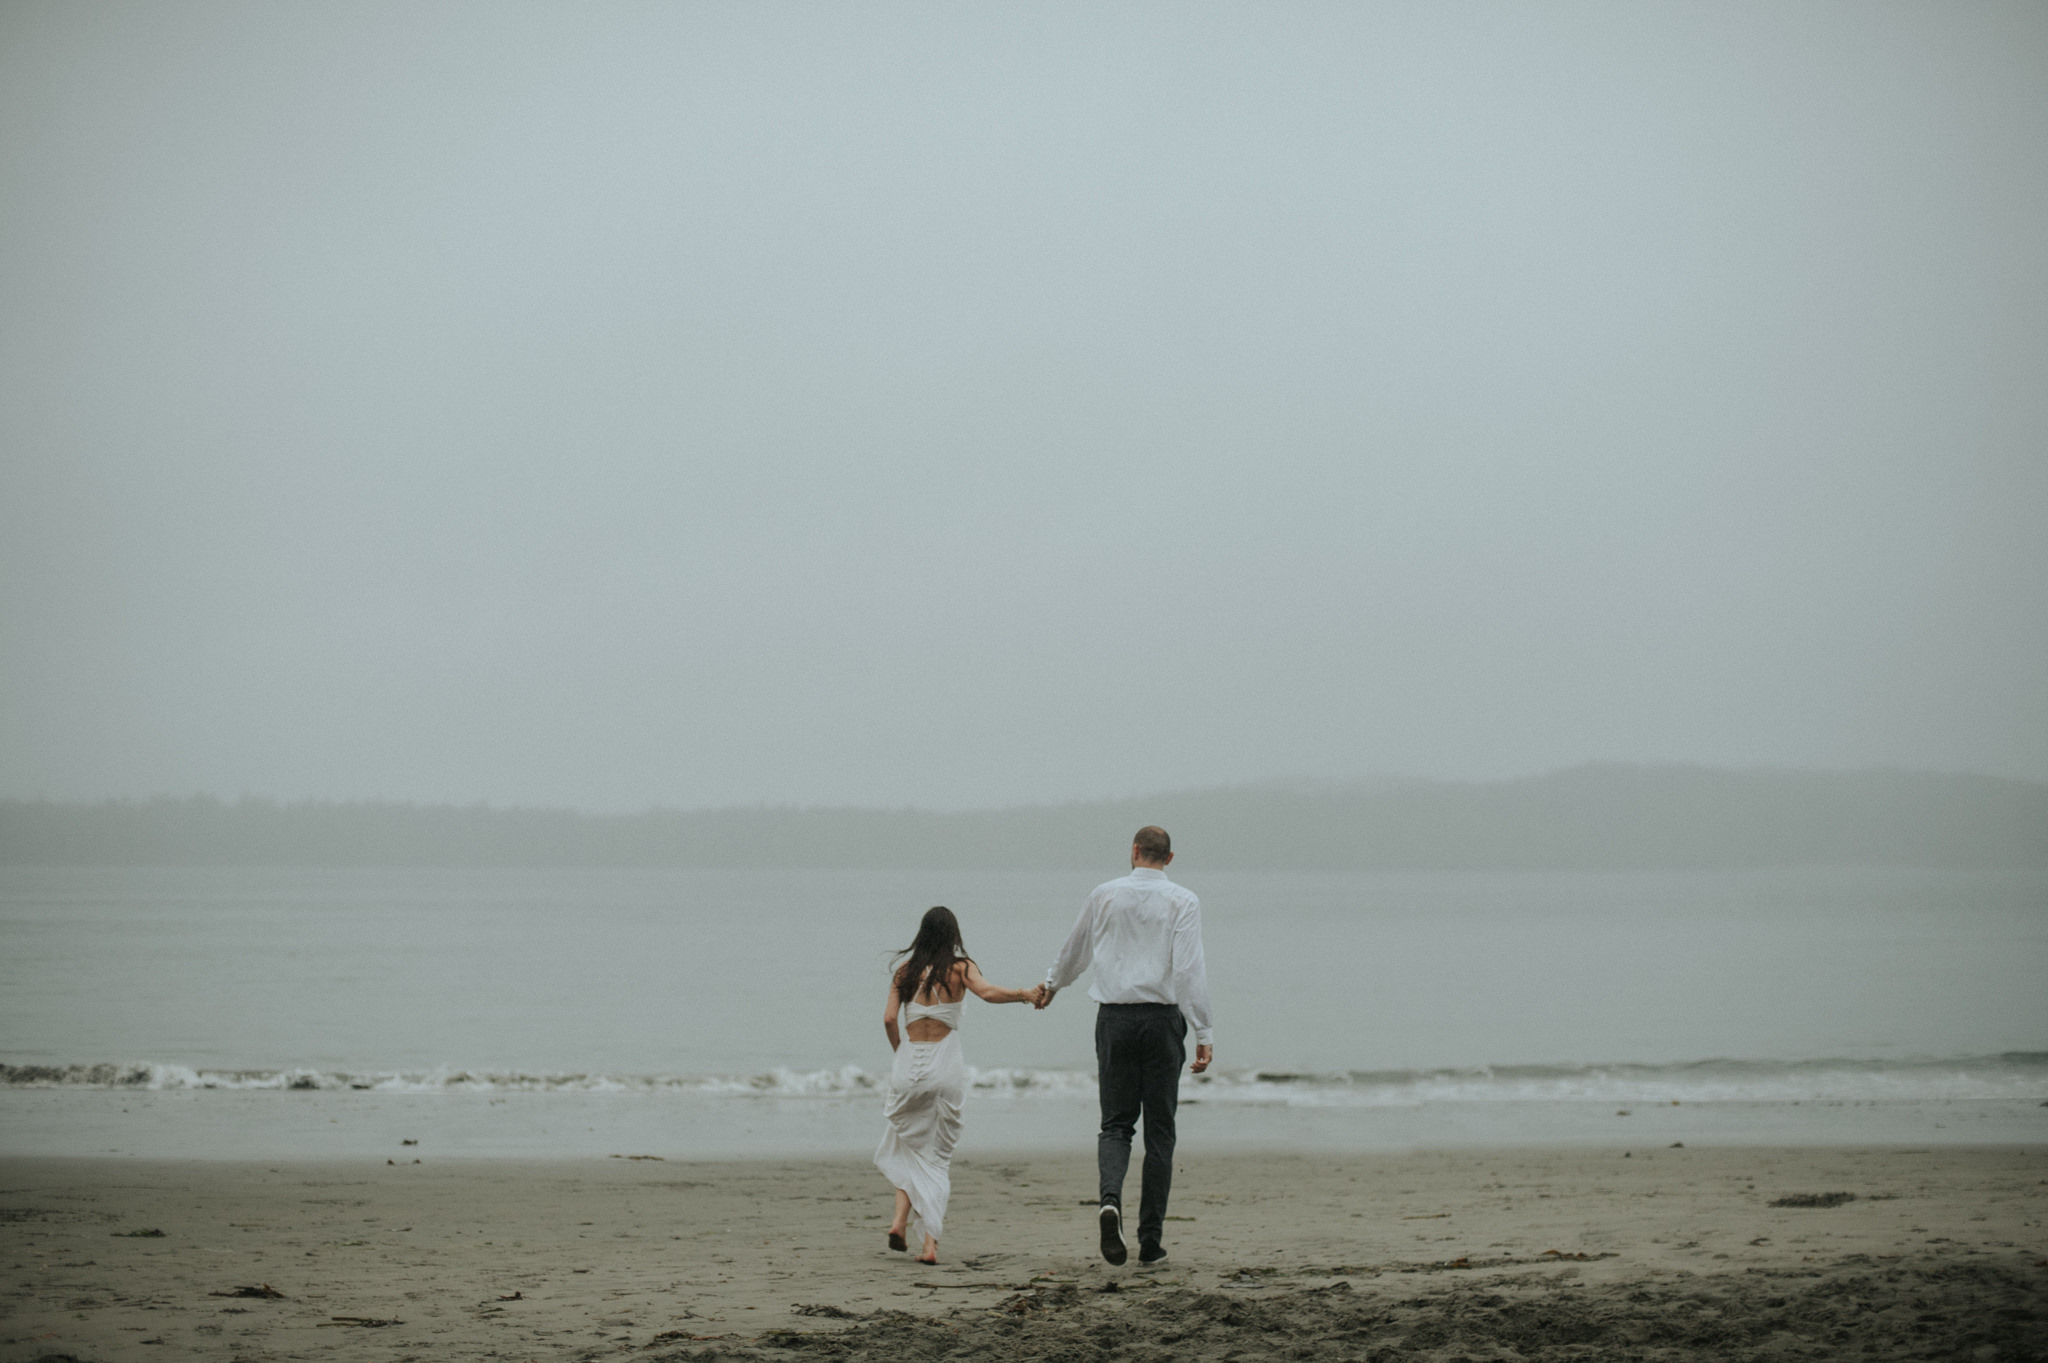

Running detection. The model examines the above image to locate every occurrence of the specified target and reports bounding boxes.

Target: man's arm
[1171,893,1213,1051]
[1040,893,1099,1004]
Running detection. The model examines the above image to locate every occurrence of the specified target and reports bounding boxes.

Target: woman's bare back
[904,962,967,1041]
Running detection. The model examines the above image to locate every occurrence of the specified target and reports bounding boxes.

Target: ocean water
[3,864,2044,1156]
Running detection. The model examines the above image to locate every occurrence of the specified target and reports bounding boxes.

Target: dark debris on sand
[644,1255,2046,1362]
[1767,1191,1859,1208]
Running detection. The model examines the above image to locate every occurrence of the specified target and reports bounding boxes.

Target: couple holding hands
[874,826,1214,1266]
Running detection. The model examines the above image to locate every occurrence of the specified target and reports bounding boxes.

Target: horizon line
[5,760,2042,821]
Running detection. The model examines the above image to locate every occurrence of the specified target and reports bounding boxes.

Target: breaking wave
[5,1054,2044,1105]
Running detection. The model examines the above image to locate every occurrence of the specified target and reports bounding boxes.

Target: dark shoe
[1098,1203,1127,1265]
[887,1230,907,1252]
[1138,1243,1168,1265]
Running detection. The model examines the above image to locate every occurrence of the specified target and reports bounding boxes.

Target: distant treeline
[2,766,2043,870]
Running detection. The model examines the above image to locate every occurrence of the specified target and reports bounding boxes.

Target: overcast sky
[2,1,2043,812]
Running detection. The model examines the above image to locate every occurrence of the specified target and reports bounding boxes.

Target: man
[1034,825,1213,1266]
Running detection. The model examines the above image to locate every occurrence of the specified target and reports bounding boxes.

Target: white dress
[874,994,966,1242]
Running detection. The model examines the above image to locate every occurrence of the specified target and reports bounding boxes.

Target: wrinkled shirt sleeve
[1045,893,1097,992]
[1172,893,1213,1045]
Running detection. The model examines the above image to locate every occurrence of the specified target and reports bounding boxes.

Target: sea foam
[5,1054,2043,1106]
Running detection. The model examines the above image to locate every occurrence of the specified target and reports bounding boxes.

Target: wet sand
[3,1145,2043,1360]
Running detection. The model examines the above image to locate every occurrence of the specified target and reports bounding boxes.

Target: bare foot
[888,1188,913,1252]
[916,1236,939,1264]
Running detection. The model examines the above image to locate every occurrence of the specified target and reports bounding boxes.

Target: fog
[2,1,2043,812]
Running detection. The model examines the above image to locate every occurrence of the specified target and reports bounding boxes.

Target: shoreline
[6,1088,2045,1162]
[4,1145,2042,1360]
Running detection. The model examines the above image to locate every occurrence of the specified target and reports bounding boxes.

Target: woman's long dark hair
[893,906,973,1004]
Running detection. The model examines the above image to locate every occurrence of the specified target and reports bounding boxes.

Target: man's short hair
[1132,826,1171,862]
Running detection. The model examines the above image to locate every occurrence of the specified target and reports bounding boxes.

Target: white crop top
[903,997,964,1030]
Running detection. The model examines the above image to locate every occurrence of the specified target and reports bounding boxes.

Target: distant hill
[2,766,2042,870]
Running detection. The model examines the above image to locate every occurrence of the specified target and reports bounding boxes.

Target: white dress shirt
[1045,866,1214,1045]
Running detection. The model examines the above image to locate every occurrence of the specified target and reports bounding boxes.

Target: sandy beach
[3,1144,2042,1361]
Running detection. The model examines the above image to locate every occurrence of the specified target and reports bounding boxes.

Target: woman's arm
[882,978,902,1051]
[962,960,1034,1005]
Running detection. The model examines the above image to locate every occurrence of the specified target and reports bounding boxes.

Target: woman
[875,905,1036,1264]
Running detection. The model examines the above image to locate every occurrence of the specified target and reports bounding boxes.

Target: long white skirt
[873,1031,965,1242]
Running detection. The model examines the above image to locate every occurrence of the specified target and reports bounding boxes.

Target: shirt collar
[1129,866,1167,880]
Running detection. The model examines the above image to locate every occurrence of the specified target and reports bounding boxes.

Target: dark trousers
[1095,1002,1186,1249]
